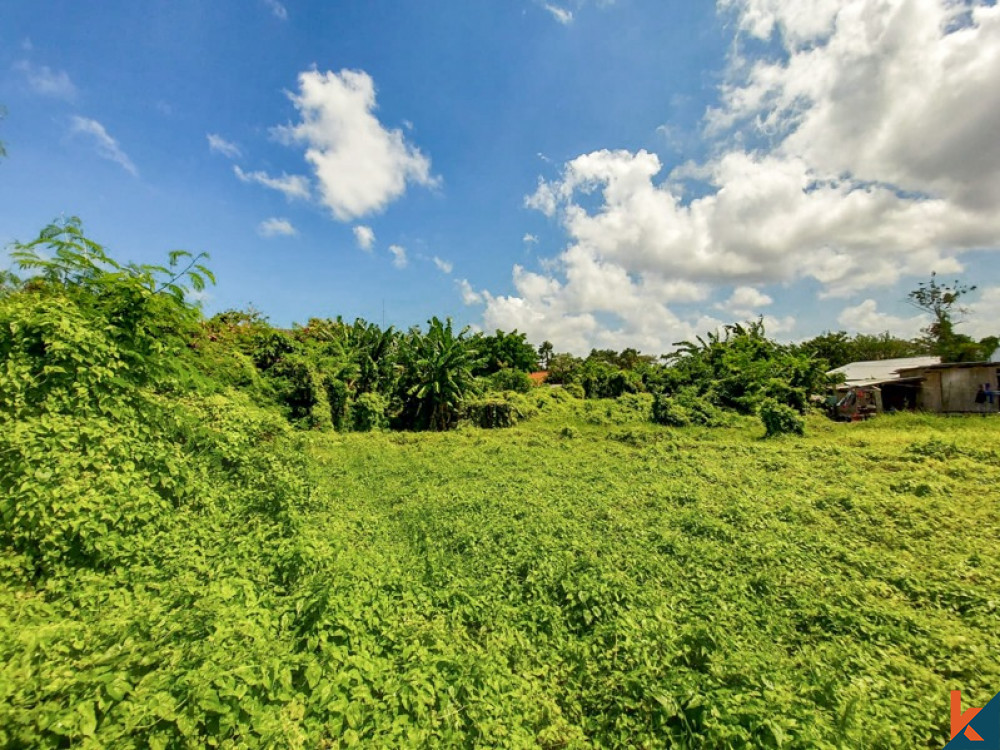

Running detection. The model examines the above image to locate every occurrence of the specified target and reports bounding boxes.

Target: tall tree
[537,340,553,370]
[906,273,993,362]
[906,272,975,345]
[399,317,483,430]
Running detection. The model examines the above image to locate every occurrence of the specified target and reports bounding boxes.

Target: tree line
[2,220,996,437]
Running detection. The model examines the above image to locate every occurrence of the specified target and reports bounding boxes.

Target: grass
[292,397,1000,747]
[3,393,999,747]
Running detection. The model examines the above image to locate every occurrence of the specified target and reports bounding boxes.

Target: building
[895,360,1000,413]
[828,357,939,414]
[827,356,1000,415]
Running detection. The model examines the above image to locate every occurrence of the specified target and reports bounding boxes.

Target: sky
[1,0,999,355]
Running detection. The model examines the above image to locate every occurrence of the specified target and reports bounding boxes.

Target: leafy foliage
[2,221,999,748]
[664,319,826,414]
[795,330,931,369]
[907,273,997,362]
[396,317,483,431]
[464,392,536,428]
[759,399,805,437]
[473,328,538,374]
[350,391,388,432]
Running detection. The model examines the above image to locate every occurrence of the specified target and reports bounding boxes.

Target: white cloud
[523,233,539,244]
[272,69,435,221]
[353,225,375,251]
[389,244,408,269]
[15,60,76,100]
[70,117,137,176]
[432,256,453,274]
[263,0,288,20]
[837,299,927,339]
[716,286,773,318]
[207,133,241,159]
[963,286,1000,340]
[486,0,1000,353]
[257,218,297,237]
[543,4,574,24]
[457,279,484,305]
[234,165,311,201]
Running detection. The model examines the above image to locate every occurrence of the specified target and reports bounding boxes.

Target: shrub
[651,394,691,427]
[486,368,534,393]
[674,388,730,427]
[760,399,805,437]
[563,383,585,399]
[324,375,350,430]
[351,391,388,432]
[464,392,537,428]
[266,355,331,429]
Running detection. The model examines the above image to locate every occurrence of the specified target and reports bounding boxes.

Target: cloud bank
[481,0,1000,353]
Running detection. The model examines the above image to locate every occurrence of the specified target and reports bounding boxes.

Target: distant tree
[907,273,975,345]
[848,332,930,362]
[545,353,582,384]
[537,340,553,370]
[906,273,994,362]
[795,331,852,369]
[474,329,538,374]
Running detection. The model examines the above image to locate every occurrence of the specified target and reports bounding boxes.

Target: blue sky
[2,0,999,354]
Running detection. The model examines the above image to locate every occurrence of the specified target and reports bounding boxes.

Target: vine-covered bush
[651,394,691,427]
[464,392,536,428]
[0,221,312,578]
[760,399,805,437]
[485,367,534,393]
[351,391,388,432]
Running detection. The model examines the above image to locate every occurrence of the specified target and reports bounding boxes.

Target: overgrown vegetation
[2,221,999,747]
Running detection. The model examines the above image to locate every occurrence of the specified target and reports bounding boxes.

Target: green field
[5,391,999,748]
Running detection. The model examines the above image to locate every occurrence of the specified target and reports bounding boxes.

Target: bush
[351,391,388,432]
[651,394,691,427]
[674,388,730,427]
[760,399,805,437]
[486,368,534,393]
[563,383,585,399]
[266,355,331,429]
[324,376,350,430]
[464,392,537,429]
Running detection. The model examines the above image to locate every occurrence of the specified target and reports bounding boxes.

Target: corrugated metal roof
[827,356,941,385]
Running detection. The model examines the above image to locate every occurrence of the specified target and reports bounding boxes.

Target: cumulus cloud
[70,117,137,176]
[353,225,375,251]
[272,69,436,221]
[484,0,1000,353]
[234,165,311,201]
[837,299,927,339]
[717,286,773,318]
[15,60,76,99]
[962,286,1000,340]
[432,256,453,274]
[457,279,484,305]
[389,244,408,269]
[523,234,539,245]
[257,217,297,237]
[207,133,241,159]
[263,0,288,20]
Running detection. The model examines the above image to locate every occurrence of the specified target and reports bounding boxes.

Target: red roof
[528,371,549,384]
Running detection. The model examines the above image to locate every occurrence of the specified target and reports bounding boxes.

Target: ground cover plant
[3,223,1000,747]
[4,399,1000,747]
